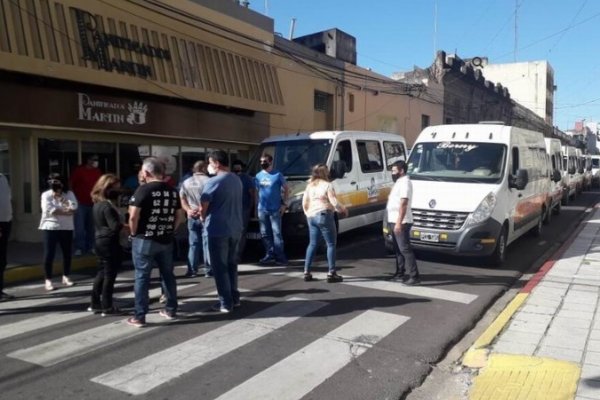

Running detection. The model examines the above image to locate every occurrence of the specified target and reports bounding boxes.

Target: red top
[70,165,102,206]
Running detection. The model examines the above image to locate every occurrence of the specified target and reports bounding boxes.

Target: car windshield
[248,139,333,178]
[407,142,506,183]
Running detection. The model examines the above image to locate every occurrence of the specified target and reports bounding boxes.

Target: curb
[461,204,593,369]
[5,256,97,285]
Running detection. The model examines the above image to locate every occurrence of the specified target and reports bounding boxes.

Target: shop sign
[77,93,148,126]
[72,7,172,79]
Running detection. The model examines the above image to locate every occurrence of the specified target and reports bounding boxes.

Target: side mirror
[329,160,346,181]
[509,169,528,190]
[552,169,561,182]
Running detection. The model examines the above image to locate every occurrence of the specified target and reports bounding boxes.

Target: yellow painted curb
[469,354,580,400]
[5,256,97,285]
[462,293,528,368]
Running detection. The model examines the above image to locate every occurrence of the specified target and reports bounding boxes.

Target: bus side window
[333,140,352,174]
[511,147,519,175]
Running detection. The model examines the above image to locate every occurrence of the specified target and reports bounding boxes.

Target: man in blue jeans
[200,150,243,313]
[127,157,185,327]
[180,160,210,278]
[254,153,289,265]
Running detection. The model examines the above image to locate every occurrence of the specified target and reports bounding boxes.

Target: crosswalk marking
[91,298,327,395]
[215,310,409,400]
[0,284,196,342]
[279,271,478,304]
[342,278,478,304]
[0,283,97,314]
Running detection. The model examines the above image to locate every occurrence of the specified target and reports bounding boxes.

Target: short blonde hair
[91,174,120,203]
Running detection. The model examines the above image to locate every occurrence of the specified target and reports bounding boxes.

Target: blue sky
[248,0,600,131]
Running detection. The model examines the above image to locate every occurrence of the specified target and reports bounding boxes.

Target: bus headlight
[466,192,496,226]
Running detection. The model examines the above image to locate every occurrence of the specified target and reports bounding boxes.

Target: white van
[562,145,579,203]
[582,154,593,191]
[591,155,600,187]
[246,131,408,243]
[405,123,549,266]
[543,138,564,218]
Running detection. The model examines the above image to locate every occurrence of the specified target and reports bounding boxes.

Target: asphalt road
[0,189,598,400]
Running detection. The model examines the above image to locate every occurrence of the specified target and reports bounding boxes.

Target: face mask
[51,182,63,191]
[260,162,270,169]
[391,173,400,183]
[207,164,217,175]
[91,161,99,168]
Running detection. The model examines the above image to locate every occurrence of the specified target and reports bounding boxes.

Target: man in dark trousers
[127,157,185,327]
[386,160,420,285]
[200,150,243,313]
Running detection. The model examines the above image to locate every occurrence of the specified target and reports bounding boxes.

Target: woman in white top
[39,173,78,290]
[302,164,347,283]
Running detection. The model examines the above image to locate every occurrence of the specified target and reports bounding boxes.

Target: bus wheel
[488,226,507,267]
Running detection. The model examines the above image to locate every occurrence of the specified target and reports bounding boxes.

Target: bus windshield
[407,142,507,183]
[248,139,333,178]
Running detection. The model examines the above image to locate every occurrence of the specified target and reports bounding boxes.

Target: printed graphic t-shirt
[255,169,286,212]
[130,181,181,243]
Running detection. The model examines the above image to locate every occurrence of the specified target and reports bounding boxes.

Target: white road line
[0,283,97,314]
[0,285,196,341]
[215,310,409,400]
[342,277,478,304]
[280,271,478,304]
[91,298,327,395]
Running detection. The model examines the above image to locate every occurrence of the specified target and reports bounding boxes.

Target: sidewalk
[463,205,600,400]
[5,241,97,285]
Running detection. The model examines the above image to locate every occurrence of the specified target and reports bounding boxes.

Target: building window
[421,114,431,130]
[314,91,328,112]
[348,93,355,112]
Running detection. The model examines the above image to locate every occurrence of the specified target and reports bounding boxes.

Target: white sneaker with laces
[45,280,55,291]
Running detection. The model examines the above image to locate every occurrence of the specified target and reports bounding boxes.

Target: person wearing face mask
[386,160,420,285]
[88,174,125,316]
[39,173,78,291]
[254,153,289,265]
[232,160,255,263]
[71,154,102,256]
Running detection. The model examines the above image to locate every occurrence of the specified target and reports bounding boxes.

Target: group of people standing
[0,152,420,321]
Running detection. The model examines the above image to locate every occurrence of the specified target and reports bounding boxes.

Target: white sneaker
[45,280,55,291]
[62,276,74,287]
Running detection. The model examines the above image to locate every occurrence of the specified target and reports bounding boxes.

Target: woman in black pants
[89,174,124,316]
[39,174,78,291]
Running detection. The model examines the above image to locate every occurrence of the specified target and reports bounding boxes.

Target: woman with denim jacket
[302,164,348,283]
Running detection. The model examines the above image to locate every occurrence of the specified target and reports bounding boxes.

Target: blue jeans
[304,211,337,274]
[131,238,178,321]
[187,218,210,274]
[74,204,95,252]
[208,235,240,310]
[258,210,287,262]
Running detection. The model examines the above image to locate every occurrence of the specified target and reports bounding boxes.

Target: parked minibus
[246,131,408,243]
[543,138,564,219]
[400,123,549,266]
[562,145,579,203]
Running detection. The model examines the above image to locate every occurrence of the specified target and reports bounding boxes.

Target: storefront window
[119,143,149,194]
[37,139,78,192]
[180,146,206,182]
[81,141,116,175]
[152,145,180,188]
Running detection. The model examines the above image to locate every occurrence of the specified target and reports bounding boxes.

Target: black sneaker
[259,256,275,265]
[327,273,343,283]
[184,271,198,278]
[403,278,421,286]
[87,305,102,314]
[303,273,313,282]
[101,306,124,317]
[390,274,408,283]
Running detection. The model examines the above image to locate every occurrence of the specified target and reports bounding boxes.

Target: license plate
[246,232,262,240]
[420,232,440,242]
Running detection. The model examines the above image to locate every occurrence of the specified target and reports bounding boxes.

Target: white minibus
[405,123,549,266]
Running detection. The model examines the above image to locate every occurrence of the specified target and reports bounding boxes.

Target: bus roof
[261,130,406,143]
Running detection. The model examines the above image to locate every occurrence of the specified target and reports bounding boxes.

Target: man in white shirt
[0,173,14,300]
[386,160,420,285]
